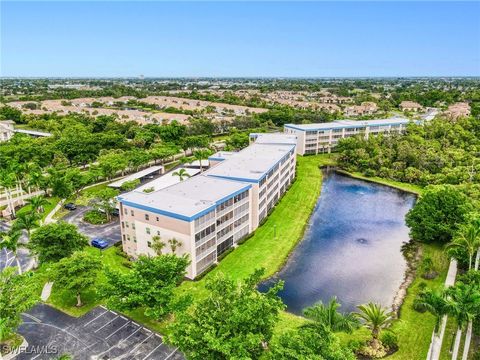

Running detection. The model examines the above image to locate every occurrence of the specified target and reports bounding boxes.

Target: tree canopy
[167,269,285,360]
[29,222,89,263]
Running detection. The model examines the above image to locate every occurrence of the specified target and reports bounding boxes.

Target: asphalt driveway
[62,206,121,248]
[16,304,183,360]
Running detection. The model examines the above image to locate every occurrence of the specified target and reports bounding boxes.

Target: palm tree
[168,238,182,254]
[446,283,480,360]
[26,195,49,214]
[415,289,448,334]
[447,221,480,270]
[14,212,39,240]
[172,168,191,182]
[303,296,359,334]
[0,170,17,218]
[193,149,212,173]
[151,235,166,256]
[356,302,394,349]
[0,229,23,274]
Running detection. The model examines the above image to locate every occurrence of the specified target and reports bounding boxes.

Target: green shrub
[83,210,108,225]
[381,331,398,350]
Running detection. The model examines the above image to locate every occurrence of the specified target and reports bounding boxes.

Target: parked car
[91,238,109,249]
[64,203,77,211]
[111,208,120,217]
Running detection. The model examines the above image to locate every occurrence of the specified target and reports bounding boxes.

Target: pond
[259,170,416,314]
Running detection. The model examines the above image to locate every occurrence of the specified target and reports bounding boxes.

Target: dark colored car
[64,203,77,211]
[111,208,120,217]
[91,238,109,249]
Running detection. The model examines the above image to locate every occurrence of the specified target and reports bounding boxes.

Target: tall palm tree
[172,168,191,182]
[303,296,359,334]
[193,149,212,173]
[446,283,480,360]
[168,238,182,255]
[26,195,49,214]
[415,289,449,334]
[14,212,39,240]
[151,235,166,256]
[0,170,17,218]
[0,229,23,274]
[356,302,394,349]
[447,221,480,270]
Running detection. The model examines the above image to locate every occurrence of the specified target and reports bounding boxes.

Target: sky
[1,1,479,77]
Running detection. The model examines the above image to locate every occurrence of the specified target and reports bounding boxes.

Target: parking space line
[105,321,130,340]
[23,313,42,323]
[120,315,128,321]
[117,325,141,345]
[94,315,119,333]
[128,333,153,356]
[144,328,152,333]
[165,348,179,360]
[142,343,164,360]
[83,310,108,327]
[100,305,107,310]
[110,310,117,315]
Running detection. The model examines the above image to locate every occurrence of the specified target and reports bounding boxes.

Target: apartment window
[127,235,131,241]
[195,223,216,242]
[130,210,135,216]
[259,177,267,187]
[156,217,159,221]
[124,208,128,215]
[217,236,233,256]
[157,230,161,236]
[121,222,125,229]
[234,190,248,203]
[146,227,151,235]
[217,211,233,226]
[133,236,137,243]
[125,221,129,228]
[216,198,234,212]
[147,241,152,248]
[122,234,126,241]
[145,214,150,221]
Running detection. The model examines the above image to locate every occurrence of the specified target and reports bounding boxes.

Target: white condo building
[118,134,297,279]
[284,118,413,155]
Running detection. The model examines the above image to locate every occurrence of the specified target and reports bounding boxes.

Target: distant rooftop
[284,118,412,131]
[250,133,297,145]
[14,129,52,137]
[109,165,164,188]
[134,167,200,193]
[119,175,251,221]
[205,143,295,182]
[209,151,235,161]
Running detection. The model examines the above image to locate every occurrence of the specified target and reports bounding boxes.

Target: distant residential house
[343,102,378,117]
[319,95,352,104]
[444,102,471,120]
[0,120,15,142]
[399,101,423,112]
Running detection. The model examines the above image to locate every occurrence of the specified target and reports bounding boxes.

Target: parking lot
[17,304,183,360]
[62,206,121,248]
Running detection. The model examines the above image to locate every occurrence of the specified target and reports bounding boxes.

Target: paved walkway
[426,258,457,360]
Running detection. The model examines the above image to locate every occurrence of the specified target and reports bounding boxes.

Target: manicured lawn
[339,170,424,195]
[386,243,450,360]
[69,183,109,206]
[16,196,61,221]
[178,154,336,300]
